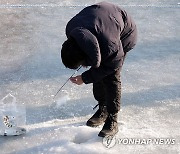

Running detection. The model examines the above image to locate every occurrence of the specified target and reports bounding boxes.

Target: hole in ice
[72,134,90,144]
[55,95,70,108]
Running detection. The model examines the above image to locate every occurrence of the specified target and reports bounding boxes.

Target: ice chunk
[55,94,70,108]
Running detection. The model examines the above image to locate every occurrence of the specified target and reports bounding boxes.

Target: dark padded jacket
[65,1,136,84]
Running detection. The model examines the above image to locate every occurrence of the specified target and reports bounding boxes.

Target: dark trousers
[93,26,137,114]
[93,68,121,114]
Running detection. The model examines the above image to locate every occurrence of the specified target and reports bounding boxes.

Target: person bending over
[61,1,137,137]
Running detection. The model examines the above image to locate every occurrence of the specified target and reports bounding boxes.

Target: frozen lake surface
[0,0,179,153]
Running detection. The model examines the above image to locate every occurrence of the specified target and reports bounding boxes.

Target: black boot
[86,105,108,127]
[98,113,118,137]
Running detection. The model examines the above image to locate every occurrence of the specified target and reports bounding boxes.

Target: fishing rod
[53,66,82,99]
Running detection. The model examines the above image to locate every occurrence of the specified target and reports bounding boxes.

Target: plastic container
[0,94,26,136]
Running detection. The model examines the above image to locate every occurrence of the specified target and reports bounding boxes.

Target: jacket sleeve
[81,64,119,84]
[81,40,125,84]
[69,27,101,68]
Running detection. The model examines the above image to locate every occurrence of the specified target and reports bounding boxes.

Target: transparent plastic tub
[0,94,26,136]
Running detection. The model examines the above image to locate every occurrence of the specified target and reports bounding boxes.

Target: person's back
[66,2,136,42]
[65,2,137,77]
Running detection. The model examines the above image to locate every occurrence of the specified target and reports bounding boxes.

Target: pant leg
[103,69,121,113]
[93,81,106,106]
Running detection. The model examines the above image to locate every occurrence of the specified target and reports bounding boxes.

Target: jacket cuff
[81,71,93,84]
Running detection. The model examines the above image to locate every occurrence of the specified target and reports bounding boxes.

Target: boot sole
[98,129,118,137]
[86,122,104,127]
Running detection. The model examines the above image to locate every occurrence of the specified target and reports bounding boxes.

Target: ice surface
[0,0,179,154]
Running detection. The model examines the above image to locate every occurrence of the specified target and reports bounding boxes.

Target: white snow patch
[54,94,70,108]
